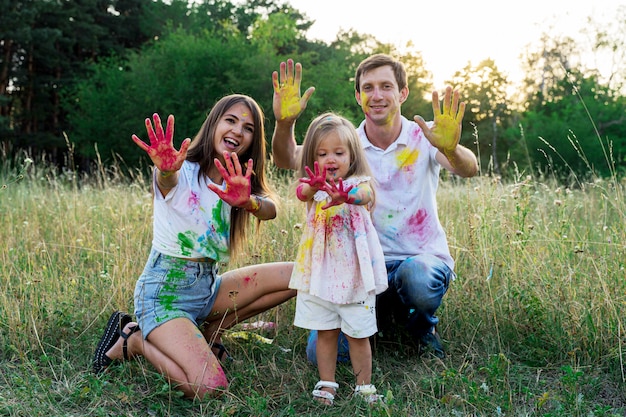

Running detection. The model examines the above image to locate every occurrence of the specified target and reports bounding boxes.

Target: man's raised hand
[272,59,315,122]
[415,86,465,156]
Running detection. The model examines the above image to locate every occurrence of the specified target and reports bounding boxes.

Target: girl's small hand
[322,178,356,210]
[299,161,328,190]
[132,113,191,173]
[207,151,254,207]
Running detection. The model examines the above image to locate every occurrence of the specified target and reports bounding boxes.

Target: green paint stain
[177,232,195,256]
[211,199,228,237]
[157,261,186,314]
[158,294,178,312]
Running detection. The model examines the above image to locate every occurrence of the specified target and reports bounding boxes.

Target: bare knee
[180,370,229,400]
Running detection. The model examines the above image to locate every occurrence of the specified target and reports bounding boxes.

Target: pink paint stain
[160,154,178,171]
[409,124,427,147]
[349,210,366,228]
[206,366,228,391]
[221,185,250,208]
[188,191,199,210]
[378,169,403,189]
[324,213,345,235]
[222,188,241,199]
[243,272,258,286]
[407,208,429,238]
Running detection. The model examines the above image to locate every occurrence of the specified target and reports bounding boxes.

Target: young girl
[289,113,388,405]
[92,94,295,399]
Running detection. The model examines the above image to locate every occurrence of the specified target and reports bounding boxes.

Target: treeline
[1,0,625,181]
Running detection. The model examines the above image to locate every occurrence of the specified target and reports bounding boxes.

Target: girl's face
[315,132,351,180]
[213,102,255,158]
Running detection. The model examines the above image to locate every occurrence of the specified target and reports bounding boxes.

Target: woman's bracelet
[246,195,262,213]
[156,169,177,190]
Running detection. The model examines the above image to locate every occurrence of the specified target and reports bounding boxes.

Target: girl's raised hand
[322,178,356,210]
[132,113,191,173]
[299,161,328,190]
[207,151,254,208]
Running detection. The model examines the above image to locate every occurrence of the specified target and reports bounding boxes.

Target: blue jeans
[379,254,453,338]
[306,254,453,363]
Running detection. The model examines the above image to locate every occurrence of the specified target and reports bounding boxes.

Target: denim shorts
[133,248,222,339]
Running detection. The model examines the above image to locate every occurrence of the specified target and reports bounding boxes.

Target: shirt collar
[358,116,409,150]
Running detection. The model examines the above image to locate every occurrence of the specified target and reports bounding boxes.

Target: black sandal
[209,342,233,362]
[121,325,140,361]
[92,311,138,373]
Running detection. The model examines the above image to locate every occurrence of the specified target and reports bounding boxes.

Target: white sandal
[312,380,339,405]
[354,384,384,404]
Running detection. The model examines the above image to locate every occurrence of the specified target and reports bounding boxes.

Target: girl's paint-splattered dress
[289,176,388,304]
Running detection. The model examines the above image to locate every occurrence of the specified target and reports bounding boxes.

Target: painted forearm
[155,168,179,196]
[245,195,277,220]
[443,145,479,178]
[296,183,315,202]
[349,184,373,206]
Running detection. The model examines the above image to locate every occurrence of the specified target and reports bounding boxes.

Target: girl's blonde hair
[186,94,277,258]
[298,112,373,180]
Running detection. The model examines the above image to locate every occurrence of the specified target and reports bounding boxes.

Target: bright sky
[286,0,622,87]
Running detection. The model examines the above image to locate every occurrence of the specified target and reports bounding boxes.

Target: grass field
[1,156,624,416]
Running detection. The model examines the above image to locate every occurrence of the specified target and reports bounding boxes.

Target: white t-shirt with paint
[151,160,231,262]
[357,116,454,269]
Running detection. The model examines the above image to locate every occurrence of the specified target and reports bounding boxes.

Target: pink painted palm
[132,113,191,173]
[299,161,328,191]
[207,151,254,208]
[321,178,356,210]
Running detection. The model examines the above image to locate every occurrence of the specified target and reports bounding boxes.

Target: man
[272,55,478,359]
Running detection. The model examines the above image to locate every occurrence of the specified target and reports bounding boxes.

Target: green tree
[1,0,176,165]
[448,59,511,176]
[0,0,37,149]
[515,72,626,181]
[65,4,393,167]
[514,29,626,181]
[66,29,267,167]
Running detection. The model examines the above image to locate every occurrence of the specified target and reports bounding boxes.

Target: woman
[92,94,295,399]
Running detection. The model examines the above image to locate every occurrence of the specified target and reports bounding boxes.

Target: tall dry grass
[0,151,624,415]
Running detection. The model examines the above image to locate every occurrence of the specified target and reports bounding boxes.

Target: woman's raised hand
[207,151,254,208]
[132,113,191,173]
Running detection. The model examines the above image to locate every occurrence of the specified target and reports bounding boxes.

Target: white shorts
[293,291,378,339]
